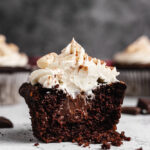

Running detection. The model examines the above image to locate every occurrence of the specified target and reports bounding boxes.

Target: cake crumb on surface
[34,143,39,146]
[101,142,111,149]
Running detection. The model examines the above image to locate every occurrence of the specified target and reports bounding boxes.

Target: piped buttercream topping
[114,36,150,64]
[0,35,28,67]
[30,38,119,97]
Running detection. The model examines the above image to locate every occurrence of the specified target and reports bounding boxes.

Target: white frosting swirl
[30,38,119,97]
[114,36,150,64]
[0,35,28,67]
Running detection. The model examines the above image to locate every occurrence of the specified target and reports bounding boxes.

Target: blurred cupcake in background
[113,36,150,96]
[0,35,31,105]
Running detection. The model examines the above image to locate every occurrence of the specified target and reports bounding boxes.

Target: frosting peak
[62,38,85,54]
[114,36,150,64]
[0,35,28,67]
[126,36,150,53]
[30,39,119,97]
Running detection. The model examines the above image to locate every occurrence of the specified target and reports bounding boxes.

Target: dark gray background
[0,0,150,59]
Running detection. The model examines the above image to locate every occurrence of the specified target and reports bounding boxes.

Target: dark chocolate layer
[0,66,32,74]
[19,82,127,147]
[113,62,150,70]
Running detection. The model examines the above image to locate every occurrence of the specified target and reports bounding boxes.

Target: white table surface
[0,97,150,150]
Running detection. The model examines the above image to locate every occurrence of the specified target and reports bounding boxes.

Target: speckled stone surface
[0,97,150,150]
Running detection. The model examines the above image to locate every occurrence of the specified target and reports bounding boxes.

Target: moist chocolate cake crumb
[19,82,128,148]
[122,107,141,115]
[34,143,39,146]
[120,131,131,141]
[0,117,13,128]
[83,142,90,147]
[73,130,130,148]
[101,142,111,149]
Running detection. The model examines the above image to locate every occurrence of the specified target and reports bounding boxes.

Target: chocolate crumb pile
[122,98,150,115]
[100,131,130,149]
[0,117,13,128]
[101,142,111,149]
[74,130,130,149]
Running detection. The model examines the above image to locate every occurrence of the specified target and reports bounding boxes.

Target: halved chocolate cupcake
[19,39,127,147]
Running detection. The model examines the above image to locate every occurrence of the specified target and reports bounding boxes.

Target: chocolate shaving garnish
[88,56,92,61]
[121,107,141,115]
[97,77,105,83]
[78,65,88,72]
[58,80,63,84]
[137,98,150,114]
[101,60,105,64]
[93,58,98,65]
[0,117,13,128]
[136,147,143,150]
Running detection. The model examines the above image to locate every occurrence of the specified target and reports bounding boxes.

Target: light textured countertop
[0,97,150,150]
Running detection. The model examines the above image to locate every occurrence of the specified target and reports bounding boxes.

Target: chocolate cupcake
[0,35,31,105]
[114,36,150,96]
[19,39,127,147]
